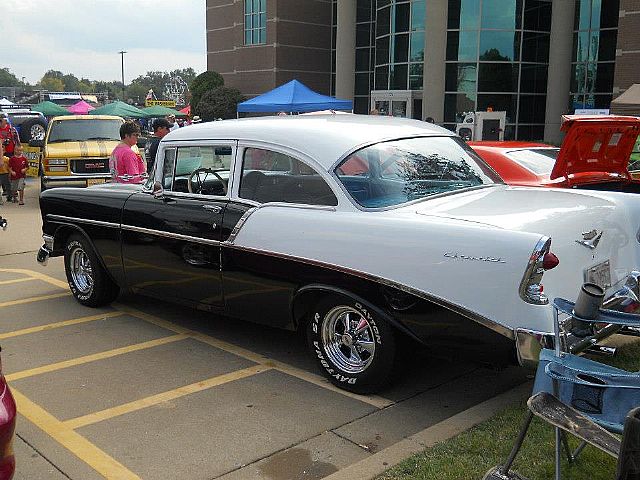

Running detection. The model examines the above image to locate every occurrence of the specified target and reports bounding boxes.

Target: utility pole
[118,50,127,100]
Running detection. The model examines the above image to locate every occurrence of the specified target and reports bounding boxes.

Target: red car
[470,115,640,192]
[0,349,16,480]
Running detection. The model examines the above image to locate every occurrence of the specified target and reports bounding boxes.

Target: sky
[4,0,207,85]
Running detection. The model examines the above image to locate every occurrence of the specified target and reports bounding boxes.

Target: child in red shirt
[8,145,28,205]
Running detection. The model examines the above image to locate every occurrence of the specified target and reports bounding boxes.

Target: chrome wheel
[31,123,46,141]
[321,306,376,374]
[69,245,94,295]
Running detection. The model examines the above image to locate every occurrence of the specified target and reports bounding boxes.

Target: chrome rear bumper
[36,235,54,266]
[516,271,640,366]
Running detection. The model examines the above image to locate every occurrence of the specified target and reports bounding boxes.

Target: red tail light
[542,252,559,270]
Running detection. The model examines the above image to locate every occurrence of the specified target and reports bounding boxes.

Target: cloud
[4,0,206,83]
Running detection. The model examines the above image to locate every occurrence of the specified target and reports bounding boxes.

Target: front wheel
[64,234,119,307]
[307,295,395,394]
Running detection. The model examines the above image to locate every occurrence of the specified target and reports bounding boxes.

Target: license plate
[87,178,106,186]
[584,260,611,288]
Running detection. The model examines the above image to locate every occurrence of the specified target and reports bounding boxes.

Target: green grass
[377,340,640,480]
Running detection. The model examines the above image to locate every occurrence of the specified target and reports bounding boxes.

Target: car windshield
[504,148,559,175]
[335,136,501,208]
[48,119,122,142]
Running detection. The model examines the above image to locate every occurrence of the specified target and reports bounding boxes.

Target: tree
[189,71,224,111]
[0,68,22,87]
[39,77,65,92]
[194,86,245,121]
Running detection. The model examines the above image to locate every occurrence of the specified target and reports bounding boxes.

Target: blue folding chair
[483,296,640,480]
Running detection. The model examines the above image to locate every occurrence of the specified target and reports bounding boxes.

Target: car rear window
[504,148,559,175]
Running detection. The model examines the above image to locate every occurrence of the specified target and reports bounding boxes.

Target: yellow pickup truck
[29,115,135,190]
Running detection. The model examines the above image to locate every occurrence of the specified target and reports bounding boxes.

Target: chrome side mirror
[152,181,164,199]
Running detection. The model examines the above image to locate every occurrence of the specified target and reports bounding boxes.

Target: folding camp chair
[483,296,640,480]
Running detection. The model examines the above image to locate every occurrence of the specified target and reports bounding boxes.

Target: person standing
[0,114,20,158]
[109,121,146,184]
[8,145,28,205]
[0,143,11,203]
[145,118,171,173]
[167,114,179,131]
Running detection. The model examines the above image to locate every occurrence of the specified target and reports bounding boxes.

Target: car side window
[162,148,176,190]
[170,145,232,196]
[239,147,337,206]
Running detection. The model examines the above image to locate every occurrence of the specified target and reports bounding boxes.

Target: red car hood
[550,115,640,185]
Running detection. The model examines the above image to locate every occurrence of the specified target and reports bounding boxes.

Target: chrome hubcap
[321,306,376,374]
[31,124,46,140]
[69,247,93,294]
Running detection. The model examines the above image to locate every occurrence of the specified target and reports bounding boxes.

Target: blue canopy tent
[237,80,352,114]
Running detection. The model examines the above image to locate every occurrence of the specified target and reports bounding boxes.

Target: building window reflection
[244,0,266,45]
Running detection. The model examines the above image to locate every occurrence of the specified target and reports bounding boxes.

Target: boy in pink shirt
[109,121,146,184]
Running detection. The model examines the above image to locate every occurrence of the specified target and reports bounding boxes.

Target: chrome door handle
[202,205,222,213]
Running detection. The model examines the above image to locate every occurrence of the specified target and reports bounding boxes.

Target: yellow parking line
[6,334,187,382]
[0,312,124,340]
[116,303,395,410]
[0,277,36,286]
[65,365,270,430]
[0,292,70,308]
[0,268,68,290]
[11,387,141,480]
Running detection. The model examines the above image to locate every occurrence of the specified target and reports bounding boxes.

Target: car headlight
[47,159,67,166]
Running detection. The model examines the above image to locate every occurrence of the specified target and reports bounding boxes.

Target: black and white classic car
[38,115,640,393]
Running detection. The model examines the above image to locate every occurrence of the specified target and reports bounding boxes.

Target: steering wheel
[188,168,228,195]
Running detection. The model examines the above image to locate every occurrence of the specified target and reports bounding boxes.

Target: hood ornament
[576,229,603,250]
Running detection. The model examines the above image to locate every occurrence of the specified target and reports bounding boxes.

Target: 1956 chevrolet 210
[37,115,640,393]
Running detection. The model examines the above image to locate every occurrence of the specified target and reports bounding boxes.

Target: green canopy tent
[31,101,72,117]
[89,101,147,118]
[142,105,188,118]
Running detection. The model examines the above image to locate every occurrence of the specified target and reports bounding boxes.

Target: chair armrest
[554,298,640,327]
[545,361,640,389]
[528,392,620,458]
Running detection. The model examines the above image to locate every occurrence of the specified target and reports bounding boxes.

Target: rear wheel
[307,295,395,394]
[64,234,119,307]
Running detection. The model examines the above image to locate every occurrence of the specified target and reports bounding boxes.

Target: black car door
[121,143,235,310]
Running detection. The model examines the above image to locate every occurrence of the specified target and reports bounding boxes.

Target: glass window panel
[585,62,597,93]
[518,95,547,123]
[253,0,259,12]
[253,29,260,44]
[390,64,408,89]
[410,32,425,61]
[520,64,548,93]
[478,63,519,92]
[597,29,617,62]
[595,62,615,93]
[357,23,372,47]
[356,48,371,71]
[357,0,372,23]
[588,31,600,61]
[573,32,589,62]
[412,98,423,119]
[355,72,371,94]
[375,66,389,89]
[377,6,391,36]
[259,0,265,11]
[444,93,476,122]
[481,0,522,29]
[394,2,411,32]
[245,0,251,12]
[477,94,517,123]
[245,14,253,29]
[445,63,477,92]
[479,31,520,62]
[393,34,409,63]
[448,0,480,30]
[409,63,423,89]
[259,28,266,44]
[516,125,545,141]
[376,36,390,65]
[570,63,588,93]
[259,12,266,28]
[590,0,601,29]
[521,32,549,62]
[378,0,391,7]
[354,96,370,114]
[523,0,552,31]
[503,124,516,141]
[245,29,252,45]
[600,0,619,28]
[411,0,426,31]
[575,0,591,31]
[594,94,613,108]
[446,30,478,61]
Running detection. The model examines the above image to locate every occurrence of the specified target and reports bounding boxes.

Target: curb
[323,381,532,480]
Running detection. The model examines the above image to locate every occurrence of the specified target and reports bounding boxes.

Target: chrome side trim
[222,242,515,340]
[226,207,257,245]
[121,224,222,246]
[47,214,120,229]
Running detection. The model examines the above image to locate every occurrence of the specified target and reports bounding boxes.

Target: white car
[37,115,640,393]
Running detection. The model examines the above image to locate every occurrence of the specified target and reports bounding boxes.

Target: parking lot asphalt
[0,180,531,479]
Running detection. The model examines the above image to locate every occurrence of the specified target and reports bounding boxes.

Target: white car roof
[164,114,454,170]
